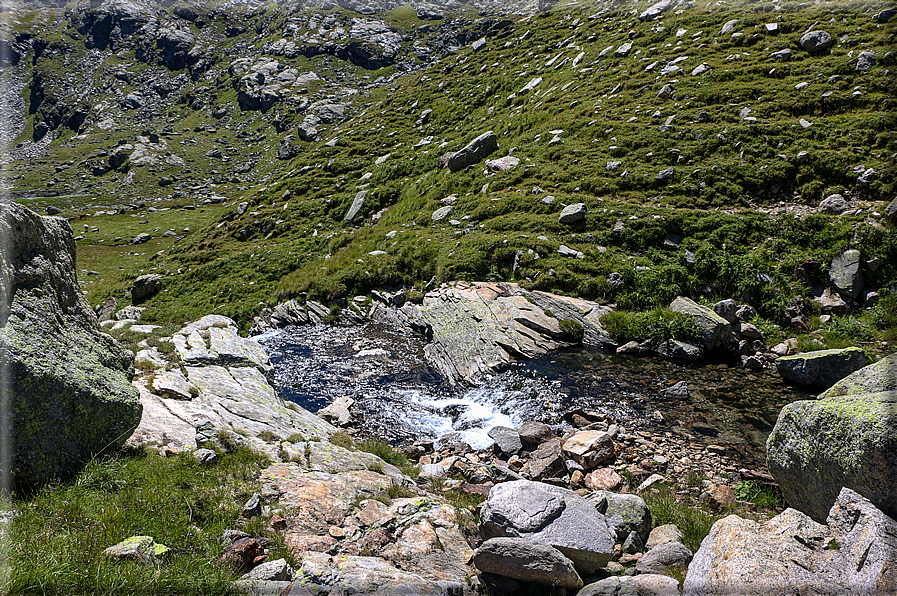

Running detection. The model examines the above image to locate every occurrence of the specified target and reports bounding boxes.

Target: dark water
[257,323,812,464]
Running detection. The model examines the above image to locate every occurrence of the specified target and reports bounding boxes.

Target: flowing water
[258,322,813,467]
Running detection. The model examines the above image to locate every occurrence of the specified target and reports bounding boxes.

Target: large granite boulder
[446,131,499,172]
[775,347,867,389]
[669,297,737,353]
[819,353,897,398]
[586,491,652,543]
[580,575,680,596]
[479,479,616,573]
[0,200,141,486]
[767,387,896,521]
[683,488,897,595]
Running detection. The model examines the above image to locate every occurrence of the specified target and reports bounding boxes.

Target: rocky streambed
[258,320,811,470]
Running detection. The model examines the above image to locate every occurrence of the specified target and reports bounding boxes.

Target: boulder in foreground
[0,200,141,487]
[768,355,896,521]
[683,487,897,595]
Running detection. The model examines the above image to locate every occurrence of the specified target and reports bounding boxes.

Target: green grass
[601,308,703,345]
[642,484,717,553]
[8,446,282,595]
[734,481,783,511]
[355,438,421,479]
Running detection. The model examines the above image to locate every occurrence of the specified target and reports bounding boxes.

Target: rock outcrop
[767,356,896,521]
[683,488,897,595]
[414,281,614,384]
[0,200,141,486]
[127,315,335,453]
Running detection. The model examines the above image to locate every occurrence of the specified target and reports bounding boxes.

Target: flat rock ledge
[126,315,336,454]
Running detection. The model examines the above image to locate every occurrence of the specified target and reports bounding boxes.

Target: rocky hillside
[1,0,895,348]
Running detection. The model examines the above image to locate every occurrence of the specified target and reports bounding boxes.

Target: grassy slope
[7,1,896,349]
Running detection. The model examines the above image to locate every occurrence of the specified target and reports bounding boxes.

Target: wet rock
[637,541,693,575]
[473,537,583,588]
[488,426,522,455]
[660,381,689,397]
[0,201,141,487]
[480,479,616,573]
[580,575,680,596]
[655,339,703,362]
[446,131,499,172]
[799,31,833,53]
[558,203,587,224]
[683,488,897,595]
[670,297,736,352]
[829,249,863,299]
[775,347,867,389]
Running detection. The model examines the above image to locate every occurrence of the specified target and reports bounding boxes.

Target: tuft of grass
[601,309,703,345]
[9,446,276,595]
[355,438,420,479]
[642,484,716,553]
[733,481,783,512]
[558,319,584,343]
[285,433,305,444]
[257,431,281,444]
[328,431,355,450]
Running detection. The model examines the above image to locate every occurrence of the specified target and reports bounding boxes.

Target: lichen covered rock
[0,200,141,486]
[767,390,896,521]
[775,347,867,389]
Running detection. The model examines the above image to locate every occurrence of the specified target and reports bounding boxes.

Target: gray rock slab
[775,347,867,389]
[479,479,616,573]
[151,369,196,400]
[473,537,583,588]
[829,249,863,299]
[447,131,499,172]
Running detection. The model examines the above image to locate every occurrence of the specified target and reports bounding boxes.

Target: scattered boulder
[768,357,896,521]
[479,479,616,573]
[645,524,683,550]
[221,537,266,571]
[818,193,850,214]
[446,131,499,172]
[636,541,693,575]
[240,558,294,582]
[829,249,863,299]
[820,353,897,397]
[774,347,867,389]
[798,30,833,53]
[473,537,583,588]
[670,296,737,352]
[0,201,141,487]
[130,273,163,303]
[318,395,354,427]
[528,438,567,480]
[558,203,587,224]
[683,488,897,595]
[344,190,367,222]
[104,536,170,564]
[589,491,652,543]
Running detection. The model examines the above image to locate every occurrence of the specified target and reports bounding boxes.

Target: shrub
[601,309,702,344]
[558,319,584,343]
